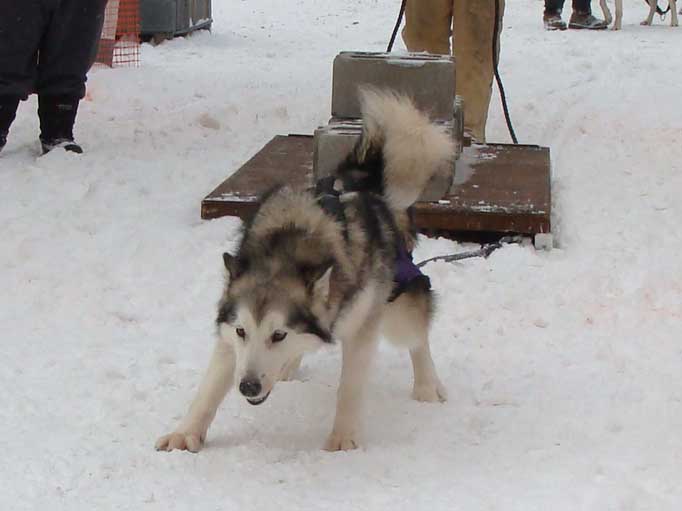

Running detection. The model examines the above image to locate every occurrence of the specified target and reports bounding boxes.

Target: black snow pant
[0,0,108,101]
[544,0,592,15]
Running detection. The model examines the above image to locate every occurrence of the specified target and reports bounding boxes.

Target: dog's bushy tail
[353,87,454,211]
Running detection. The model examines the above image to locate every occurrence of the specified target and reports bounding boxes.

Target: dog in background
[599,0,679,29]
[599,0,623,29]
[640,0,679,26]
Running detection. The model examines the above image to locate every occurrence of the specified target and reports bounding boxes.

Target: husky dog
[599,0,623,30]
[640,0,678,27]
[155,89,453,453]
[599,0,679,29]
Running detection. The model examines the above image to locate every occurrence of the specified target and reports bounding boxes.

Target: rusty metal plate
[413,144,551,235]
[201,135,314,220]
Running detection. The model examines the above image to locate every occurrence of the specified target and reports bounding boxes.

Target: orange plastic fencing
[96,0,140,67]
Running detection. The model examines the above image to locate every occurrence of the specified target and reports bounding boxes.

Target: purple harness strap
[395,245,423,283]
[390,243,430,301]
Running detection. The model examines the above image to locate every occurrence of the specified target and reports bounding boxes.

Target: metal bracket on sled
[533,233,554,251]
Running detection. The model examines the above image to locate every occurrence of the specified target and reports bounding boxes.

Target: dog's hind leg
[642,0,657,25]
[155,341,235,452]
[614,0,623,29]
[410,340,447,402]
[599,0,613,26]
[382,286,447,403]
[324,319,380,452]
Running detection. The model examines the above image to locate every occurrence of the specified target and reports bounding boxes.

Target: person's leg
[0,0,49,150]
[569,0,607,28]
[544,0,567,30]
[401,0,454,55]
[545,0,566,15]
[0,98,20,151]
[573,0,591,14]
[452,0,504,143]
[37,0,107,153]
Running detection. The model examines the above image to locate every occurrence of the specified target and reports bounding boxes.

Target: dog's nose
[239,378,262,397]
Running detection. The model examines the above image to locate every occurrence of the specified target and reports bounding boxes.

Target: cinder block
[419,163,454,203]
[533,233,554,251]
[453,95,464,157]
[315,118,459,180]
[331,52,456,121]
[313,122,362,180]
[313,119,454,202]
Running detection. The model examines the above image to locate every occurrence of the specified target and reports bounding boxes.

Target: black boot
[543,12,567,30]
[38,95,84,154]
[0,97,20,153]
[569,10,608,29]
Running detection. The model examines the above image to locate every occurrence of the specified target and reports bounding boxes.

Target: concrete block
[453,95,464,157]
[313,119,454,202]
[419,164,454,203]
[313,122,362,180]
[331,52,456,121]
[533,233,554,251]
[315,118,458,179]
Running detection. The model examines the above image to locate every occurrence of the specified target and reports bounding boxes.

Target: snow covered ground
[1,0,681,509]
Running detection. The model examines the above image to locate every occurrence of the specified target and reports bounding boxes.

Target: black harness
[647,0,672,15]
[314,176,430,302]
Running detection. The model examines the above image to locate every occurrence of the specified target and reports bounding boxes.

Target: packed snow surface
[1,1,681,509]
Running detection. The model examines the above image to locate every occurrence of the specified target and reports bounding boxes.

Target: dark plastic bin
[140,0,212,39]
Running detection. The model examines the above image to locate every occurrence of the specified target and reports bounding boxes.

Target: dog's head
[216,252,333,405]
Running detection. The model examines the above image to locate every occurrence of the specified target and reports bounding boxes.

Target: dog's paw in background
[412,380,448,403]
[155,431,204,453]
[324,430,360,452]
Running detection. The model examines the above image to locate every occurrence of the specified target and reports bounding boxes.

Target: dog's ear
[312,266,333,303]
[299,262,333,302]
[223,252,237,279]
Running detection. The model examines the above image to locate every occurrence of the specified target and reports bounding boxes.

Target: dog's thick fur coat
[155,89,453,452]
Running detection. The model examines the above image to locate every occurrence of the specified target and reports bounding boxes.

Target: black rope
[416,236,521,268]
[493,0,518,144]
[386,0,407,52]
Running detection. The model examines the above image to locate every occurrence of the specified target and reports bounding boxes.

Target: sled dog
[599,0,679,29]
[156,88,453,452]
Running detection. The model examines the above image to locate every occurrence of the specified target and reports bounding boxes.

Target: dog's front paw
[323,431,359,452]
[155,431,203,453]
[412,381,448,403]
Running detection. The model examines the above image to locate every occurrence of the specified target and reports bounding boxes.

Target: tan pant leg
[452,0,504,142]
[401,0,453,55]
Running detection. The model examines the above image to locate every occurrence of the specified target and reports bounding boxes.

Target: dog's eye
[236,327,246,339]
[271,331,287,343]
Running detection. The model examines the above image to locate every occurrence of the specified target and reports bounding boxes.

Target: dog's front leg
[324,323,379,452]
[614,0,623,29]
[671,0,679,26]
[155,341,235,452]
[642,0,657,25]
